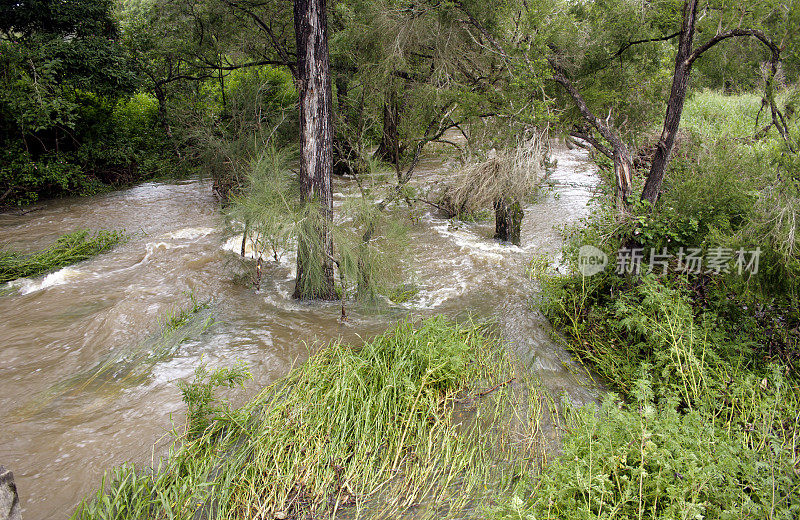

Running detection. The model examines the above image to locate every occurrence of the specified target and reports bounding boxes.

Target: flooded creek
[0,143,600,519]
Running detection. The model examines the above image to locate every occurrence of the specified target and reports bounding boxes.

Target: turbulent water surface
[0,143,599,519]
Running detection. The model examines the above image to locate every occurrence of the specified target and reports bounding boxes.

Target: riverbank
[73,317,555,519]
[492,90,800,519]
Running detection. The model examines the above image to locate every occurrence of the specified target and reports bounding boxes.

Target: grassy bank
[493,89,800,519]
[73,317,553,520]
[0,229,127,283]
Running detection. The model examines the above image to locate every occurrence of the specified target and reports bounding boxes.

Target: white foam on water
[160,227,216,240]
[12,267,84,295]
[222,234,296,273]
[412,283,466,309]
[426,218,520,262]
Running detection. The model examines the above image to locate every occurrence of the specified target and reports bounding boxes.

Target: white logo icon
[578,245,608,276]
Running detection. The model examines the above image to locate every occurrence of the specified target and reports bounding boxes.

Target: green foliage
[178,361,252,439]
[229,145,411,302]
[160,292,210,332]
[496,383,800,520]
[186,65,298,199]
[0,229,127,283]
[512,85,800,518]
[228,145,299,262]
[681,90,765,139]
[0,0,178,205]
[74,317,543,520]
[518,267,800,519]
[334,190,410,302]
[387,283,420,303]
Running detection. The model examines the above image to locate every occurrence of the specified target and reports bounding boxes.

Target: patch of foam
[412,280,469,309]
[133,241,188,267]
[13,267,83,295]
[222,235,296,274]
[161,227,216,240]
[426,218,519,262]
[222,234,264,260]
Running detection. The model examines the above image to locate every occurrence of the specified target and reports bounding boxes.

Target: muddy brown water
[0,143,600,519]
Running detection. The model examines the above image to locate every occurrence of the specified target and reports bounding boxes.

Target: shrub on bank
[496,90,800,519]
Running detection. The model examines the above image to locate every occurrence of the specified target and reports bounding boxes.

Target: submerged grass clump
[18,294,213,416]
[0,229,127,283]
[74,317,554,520]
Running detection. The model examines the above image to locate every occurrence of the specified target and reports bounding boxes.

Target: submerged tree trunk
[292,0,336,300]
[494,197,522,246]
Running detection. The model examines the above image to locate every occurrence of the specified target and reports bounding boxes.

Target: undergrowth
[0,229,127,283]
[495,89,800,519]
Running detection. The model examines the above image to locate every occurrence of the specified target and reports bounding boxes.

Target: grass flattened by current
[74,316,552,520]
[16,294,214,418]
[0,229,127,283]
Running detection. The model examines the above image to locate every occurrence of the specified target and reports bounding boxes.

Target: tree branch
[686,28,778,68]
[569,130,612,159]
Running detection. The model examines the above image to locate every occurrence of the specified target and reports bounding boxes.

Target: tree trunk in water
[292,0,336,300]
[641,0,698,204]
[494,197,523,246]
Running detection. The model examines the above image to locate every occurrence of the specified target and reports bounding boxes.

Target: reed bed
[435,133,546,219]
[74,316,557,520]
[0,229,127,283]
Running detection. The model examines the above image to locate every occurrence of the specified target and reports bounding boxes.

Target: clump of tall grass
[435,132,546,219]
[681,89,763,139]
[0,229,127,283]
[74,317,554,520]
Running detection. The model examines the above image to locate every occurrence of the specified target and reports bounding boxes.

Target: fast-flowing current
[0,143,600,519]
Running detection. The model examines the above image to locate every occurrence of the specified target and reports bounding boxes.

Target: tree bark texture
[292,0,336,300]
[494,197,523,246]
[641,0,699,204]
[375,89,402,164]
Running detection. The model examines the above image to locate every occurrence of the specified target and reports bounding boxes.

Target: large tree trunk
[641,0,698,204]
[494,197,523,246]
[292,0,336,300]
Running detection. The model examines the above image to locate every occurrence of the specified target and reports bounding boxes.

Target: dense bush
[499,90,800,519]
[0,0,174,206]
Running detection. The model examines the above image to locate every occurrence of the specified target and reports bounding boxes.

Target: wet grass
[499,270,800,519]
[73,316,557,520]
[0,229,127,284]
[681,89,764,139]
